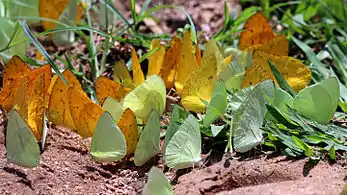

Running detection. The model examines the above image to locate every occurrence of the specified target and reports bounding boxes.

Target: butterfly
[239,12,311,92]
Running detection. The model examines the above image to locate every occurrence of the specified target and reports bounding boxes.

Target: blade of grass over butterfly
[142,167,173,195]
[268,58,296,97]
[6,109,40,168]
[164,115,201,169]
[90,112,126,162]
[134,110,161,166]
[139,47,160,64]
[19,20,67,85]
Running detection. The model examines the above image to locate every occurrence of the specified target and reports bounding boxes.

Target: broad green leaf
[328,145,336,160]
[90,112,126,162]
[232,80,274,153]
[292,135,314,157]
[164,115,201,169]
[266,104,299,129]
[203,81,227,127]
[123,75,166,119]
[322,0,345,21]
[293,77,339,124]
[264,123,303,156]
[102,97,123,122]
[134,110,161,166]
[142,167,173,195]
[6,109,40,168]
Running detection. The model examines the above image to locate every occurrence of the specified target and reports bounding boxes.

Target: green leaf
[134,110,161,166]
[6,109,40,168]
[123,75,166,119]
[292,135,314,157]
[130,0,136,24]
[232,80,274,153]
[142,167,173,195]
[329,145,336,160]
[203,81,227,127]
[266,104,299,129]
[164,115,201,169]
[102,97,123,123]
[293,78,339,124]
[90,112,126,162]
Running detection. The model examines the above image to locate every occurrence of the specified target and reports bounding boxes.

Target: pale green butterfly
[142,167,173,195]
[273,86,294,114]
[134,110,161,166]
[102,97,123,122]
[293,77,339,124]
[6,109,40,168]
[123,75,166,119]
[90,111,126,162]
[203,81,227,127]
[164,114,201,169]
[163,105,180,154]
[232,80,274,153]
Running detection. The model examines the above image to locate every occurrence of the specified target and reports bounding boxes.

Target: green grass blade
[137,5,196,42]
[130,0,136,24]
[139,0,151,16]
[100,0,130,27]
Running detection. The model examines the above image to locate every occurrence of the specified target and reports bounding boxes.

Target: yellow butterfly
[239,12,311,92]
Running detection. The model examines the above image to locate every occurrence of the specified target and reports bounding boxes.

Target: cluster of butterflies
[0,11,313,169]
